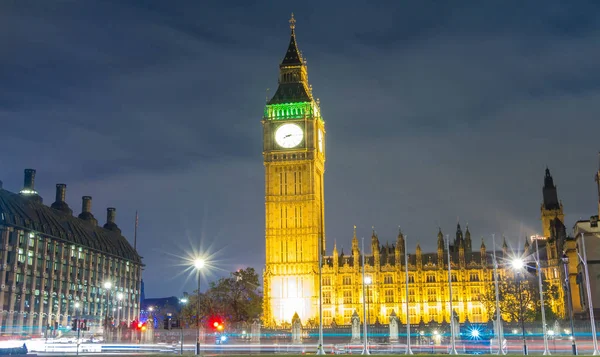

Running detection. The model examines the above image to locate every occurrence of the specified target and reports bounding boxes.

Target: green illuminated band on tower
[264,102,324,122]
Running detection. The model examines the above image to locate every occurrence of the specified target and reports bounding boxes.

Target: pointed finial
[289,13,296,31]
[398,226,402,235]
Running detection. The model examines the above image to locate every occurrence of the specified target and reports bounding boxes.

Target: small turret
[480,239,487,266]
[352,225,360,269]
[465,224,472,252]
[502,236,508,256]
[371,227,380,268]
[332,240,339,272]
[416,244,422,270]
[395,227,404,268]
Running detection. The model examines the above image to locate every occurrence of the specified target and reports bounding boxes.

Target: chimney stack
[24,169,35,191]
[19,168,42,202]
[78,196,98,226]
[103,207,121,234]
[51,183,73,215]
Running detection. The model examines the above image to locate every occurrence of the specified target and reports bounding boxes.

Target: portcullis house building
[0,169,142,335]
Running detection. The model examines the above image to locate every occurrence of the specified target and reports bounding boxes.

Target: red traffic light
[137,322,143,329]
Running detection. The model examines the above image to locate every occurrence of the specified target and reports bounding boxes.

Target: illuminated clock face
[318,129,323,152]
[275,123,303,148]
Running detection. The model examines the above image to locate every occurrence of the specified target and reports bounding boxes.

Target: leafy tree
[480,272,558,322]
[181,267,263,327]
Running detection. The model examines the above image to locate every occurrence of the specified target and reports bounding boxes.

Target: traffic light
[208,316,224,331]
[82,319,88,331]
[71,319,78,331]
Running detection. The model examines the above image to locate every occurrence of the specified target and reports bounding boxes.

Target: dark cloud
[0,0,599,297]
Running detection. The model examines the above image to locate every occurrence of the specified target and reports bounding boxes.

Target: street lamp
[117,293,123,327]
[446,235,458,355]
[194,258,205,356]
[533,238,550,355]
[361,238,370,355]
[405,235,413,355]
[364,276,372,325]
[75,302,81,356]
[562,253,577,356]
[576,233,599,355]
[492,234,505,355]
[511,258,528,356]
[180,298,188,355]
[103,281,112,337]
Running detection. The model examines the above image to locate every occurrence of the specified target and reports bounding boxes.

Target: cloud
[0,0,599,296]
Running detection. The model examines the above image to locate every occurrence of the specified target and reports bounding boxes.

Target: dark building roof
[0,188,141,264]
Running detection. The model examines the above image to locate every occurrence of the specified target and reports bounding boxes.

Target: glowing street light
[511,258,525,270]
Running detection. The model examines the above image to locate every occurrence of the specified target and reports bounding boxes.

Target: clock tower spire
[262,15,326,326]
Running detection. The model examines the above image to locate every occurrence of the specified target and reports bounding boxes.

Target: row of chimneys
[17,169,121,234]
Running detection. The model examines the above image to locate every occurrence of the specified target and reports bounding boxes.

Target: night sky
[1,1,599,298]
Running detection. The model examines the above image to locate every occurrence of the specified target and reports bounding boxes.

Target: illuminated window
[323,291,331,304]
[343,290,352,304]
[469,273,479,281]
[385,289,394,303]
[343,276,351,285]
[384,275,393,284]
[426,274,436,283]
[322,277,331,286]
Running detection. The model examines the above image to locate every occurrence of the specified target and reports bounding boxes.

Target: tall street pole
[562,254,577,356]
[361,237,370,355]
[578,233,599,355]
[516,269,527,355]
[194,258,205,356]
[492,234,505,355]
[534,238,550,355]
[197,272,201,356]
[316,235,325,355]
[404,235,412,355]
[447,235,458,355]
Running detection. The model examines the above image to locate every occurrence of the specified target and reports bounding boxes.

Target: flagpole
[134,210,138,251]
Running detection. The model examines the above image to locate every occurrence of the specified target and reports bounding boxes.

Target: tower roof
[281,13,303,66]
[267,14,313,105]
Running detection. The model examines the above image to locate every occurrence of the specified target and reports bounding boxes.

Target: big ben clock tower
[262,14,326,326]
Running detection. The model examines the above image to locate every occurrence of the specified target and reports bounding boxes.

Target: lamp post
[103,281,112,340]
[194,258,205,356]
[562,253,577,356]
[511,258,528,355]
[492,234,505,355]
[446,235,458,355]
[364,276,372,325]
[533,239,550,355]
[75,302,80,356]
[577,233,599,355]
[180,298,188,355]
[361,237,370,355]
[317,235,325,355]
[405,235,413,355]
[116,293,123,330]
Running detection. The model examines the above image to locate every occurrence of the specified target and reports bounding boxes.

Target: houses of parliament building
[262,15,578,327]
